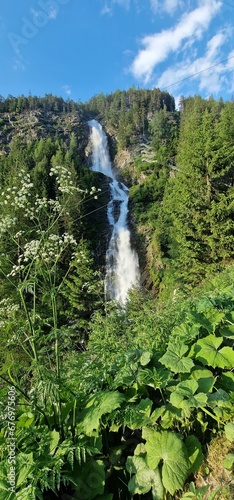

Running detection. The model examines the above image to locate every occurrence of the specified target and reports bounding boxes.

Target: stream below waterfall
[88,119,140,305]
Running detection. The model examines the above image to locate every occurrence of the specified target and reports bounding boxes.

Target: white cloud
[62,85,72,97]
[114,0,131,6]
[130,0,222,82]
[101,0,131,14]
[101,4,112,15]
[156,28,234,95]
[150,0,183,14]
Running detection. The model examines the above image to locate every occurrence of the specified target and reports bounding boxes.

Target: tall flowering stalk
[0,164,100,435]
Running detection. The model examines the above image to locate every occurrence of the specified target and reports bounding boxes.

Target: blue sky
[1,0,234,104]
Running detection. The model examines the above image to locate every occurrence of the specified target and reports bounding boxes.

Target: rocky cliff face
[0,109,88,152]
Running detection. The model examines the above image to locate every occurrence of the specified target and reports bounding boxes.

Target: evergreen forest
[0,89,233,499]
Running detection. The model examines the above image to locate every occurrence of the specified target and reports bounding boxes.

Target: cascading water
[88,119,140,305]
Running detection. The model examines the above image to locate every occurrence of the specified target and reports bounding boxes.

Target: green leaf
[194,335,234,368]
[185,435,203,473]
[143,428,190,495]
[123,398,153,429]
[219,324,234,338]
[49,429,60,455]
[140,351,152,366]
[225,423,234,442]
[126,454,164,499]
[217,371,234,392]
[160,404,182,429]
[17,412,34,428]
[16,486,39,500]
[208,388,230,408]
[223,453,234,470]
[74,459,105,499]
[190,367,215,393]
[77,391,125,435]
[217,346,234,368]
[159,342,194,373]
[16,453,34,488]
[172,322,200,342]
[138,366,171,390]
[180,482,209,499]
[188,311,213,332]
[170,380,207,416]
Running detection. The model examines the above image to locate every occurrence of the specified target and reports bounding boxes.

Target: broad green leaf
[185,435,203,473]
[16,453,34,488]
[190,367,215,393]
[123,398,152,429]
[170,380,207,415]
[217,371,234,392]
[140,351,152,366]
[188,311,213,332]
[172,322,200,342]
[74,459,105,500]
[17,412,34,428]
[126,454,164,499]
[194,335,234,368]
[208,389,230,408]
[61,400,76,422]
[174,379,198,395]
[205,309,225,330]
[138,366,171,389]
[223,453,234,470]
[49,429,60,455]
[0,462,15,499]
[134,443,147,455]
[159,342,194,373]
[143,428,190,495]
[77,391,125,435]
[219,324,234,338]
[150,406,166,423]
[225,423,234,442]
[225,311,234,323]
[217,346,234,368]
[160,404,182,429]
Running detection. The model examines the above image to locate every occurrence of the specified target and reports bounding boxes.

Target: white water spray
[88,119,140,305]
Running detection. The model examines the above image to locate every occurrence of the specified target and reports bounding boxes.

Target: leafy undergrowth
[0,276,234,499]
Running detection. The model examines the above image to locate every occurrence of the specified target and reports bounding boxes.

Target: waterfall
[88,119,140,305]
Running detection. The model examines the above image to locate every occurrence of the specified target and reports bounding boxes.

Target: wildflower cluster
[7,232,78,276]
[0,170,34,234]
[0,171,33,210]
[0,298,19,329]
[89,186,101,199]
[73,248,90,264]
[49,165,84,195]
[0,215,17,236]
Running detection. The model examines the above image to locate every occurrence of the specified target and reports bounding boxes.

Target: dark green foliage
[86,86,175,148]
[62,240,104,333]
[0,93,82,114]
[129,95,234,299]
